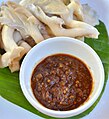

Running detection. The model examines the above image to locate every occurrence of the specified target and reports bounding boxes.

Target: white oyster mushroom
[20,0,83,21]
[13,31,23,44]
[0,25,25,72]
[29,5,99,38]
[20,0,69,15]
[20,0,35,6]
[1,25,24,54]
[0,1,44,43]
[17,40,32,53]
[60,0,84,25]
[20,0,99,38]
[61,1,99,38]
[20,0,82,22]
[14,31,32,53]
[67,0,84,21]
[0,27,32,72]
[15,1,50,40]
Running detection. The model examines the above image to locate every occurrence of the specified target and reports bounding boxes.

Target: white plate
[0,0,109,119]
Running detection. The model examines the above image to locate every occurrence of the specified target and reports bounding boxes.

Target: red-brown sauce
[31,54,93,111]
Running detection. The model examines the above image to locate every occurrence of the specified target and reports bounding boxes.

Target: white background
[0,0,109,119]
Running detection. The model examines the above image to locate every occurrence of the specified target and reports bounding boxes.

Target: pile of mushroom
[0,0,99,72]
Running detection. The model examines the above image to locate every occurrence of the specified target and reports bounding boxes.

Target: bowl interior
[20,37,104,118]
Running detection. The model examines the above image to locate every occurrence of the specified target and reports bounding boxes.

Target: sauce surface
[31,54,93,111]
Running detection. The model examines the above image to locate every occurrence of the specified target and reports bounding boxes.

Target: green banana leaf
[0,21,109,119]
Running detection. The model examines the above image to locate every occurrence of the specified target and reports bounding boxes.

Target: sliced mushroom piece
[61,0,84,22]
[2,25,23,53]
[58,1,99,38]
[45,25,55,37]
[75,36,84,42]
[60,0,84,25]
[61,1,98,32]
[29,5,99,38]
[14,31,32,53]
[0,49,22,72]
[15,1,50,40]
[20,0,69,16]
[13,1,50,40]
[20,0,83,21]
[17,40,31,53]
[0,25,25,72]
[20,0,34,6]
[13,30,23,43]
[38,23,50,39]
[67,0,84,21]
[0,52,10,68]
[0,1,44,43]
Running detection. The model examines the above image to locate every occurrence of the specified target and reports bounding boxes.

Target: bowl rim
[20,37,104,118]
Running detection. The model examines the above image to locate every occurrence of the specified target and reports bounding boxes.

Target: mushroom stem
[29,5,99,38]
[0,1,45,44]
[61,0,84,22]
[13,30,23,43]
[0,25,25,72]
[0,52,10,68]
[68,0,84,21]
[18,40,31,53]
[2,25,18,51]
[14,31,32,53]
[20,0,34,6]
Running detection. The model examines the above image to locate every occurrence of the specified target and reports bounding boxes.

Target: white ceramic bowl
[20,37,104,118]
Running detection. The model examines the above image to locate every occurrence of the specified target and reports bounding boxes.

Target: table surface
[0,0,109,119]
